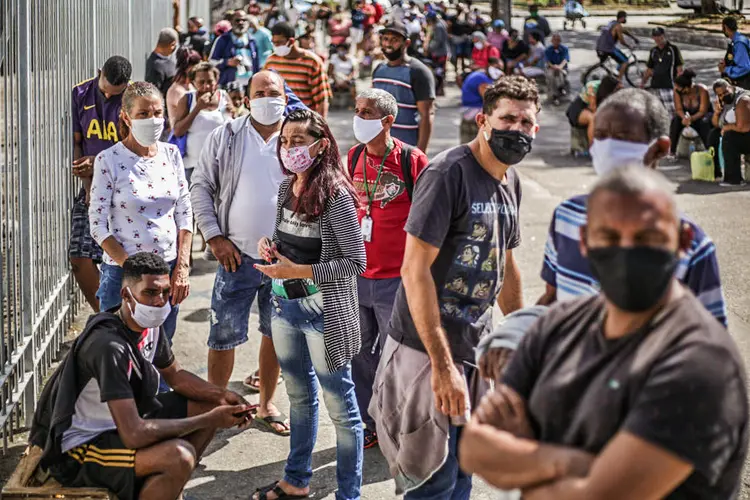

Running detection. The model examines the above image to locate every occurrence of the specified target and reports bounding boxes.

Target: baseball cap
[651,27,666,36]
[493,19,505,28]
[380,20,408,39]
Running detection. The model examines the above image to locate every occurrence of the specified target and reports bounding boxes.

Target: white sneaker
[719,181,747,187]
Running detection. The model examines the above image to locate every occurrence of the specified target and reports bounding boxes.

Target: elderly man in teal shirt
[250,16,274,67]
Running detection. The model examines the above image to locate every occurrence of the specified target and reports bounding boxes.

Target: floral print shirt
[88,142,193,265]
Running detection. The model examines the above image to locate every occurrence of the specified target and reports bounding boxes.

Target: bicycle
[581,40,648,88]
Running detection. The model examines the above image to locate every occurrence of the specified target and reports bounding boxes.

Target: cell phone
[283,280,308,298]
[233,409,252,418]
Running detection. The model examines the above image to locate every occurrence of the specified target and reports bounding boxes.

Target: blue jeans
[208,254,271,350]
[271,292,363,500]
[352,276,401,429]
[98,261,179,392]
[404,425,472,500]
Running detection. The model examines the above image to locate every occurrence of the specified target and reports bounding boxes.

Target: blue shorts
[208,254,272,350]
[598,48,627,65]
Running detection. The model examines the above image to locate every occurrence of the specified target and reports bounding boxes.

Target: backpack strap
[399,143,415,200]
[349,143,367,177]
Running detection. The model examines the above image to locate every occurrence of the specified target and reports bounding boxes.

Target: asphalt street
[2,19,748,500]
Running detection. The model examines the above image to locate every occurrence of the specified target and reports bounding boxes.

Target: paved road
[2,20,747,500]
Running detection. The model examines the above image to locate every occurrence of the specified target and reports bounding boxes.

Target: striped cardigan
[272,178,367,372]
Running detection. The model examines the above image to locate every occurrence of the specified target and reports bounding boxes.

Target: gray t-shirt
[389,145,522,363]
[504,293,749,499]
[429,20,450,58]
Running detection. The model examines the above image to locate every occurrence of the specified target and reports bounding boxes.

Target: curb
[628,24,730,48]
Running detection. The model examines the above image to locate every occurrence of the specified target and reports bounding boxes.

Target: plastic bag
[690,147,715,181]
[681,126,699,139]
[676,134,705,158]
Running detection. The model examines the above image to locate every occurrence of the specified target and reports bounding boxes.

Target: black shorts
[68,188,103,262]
[566,96,588,127]
[50,392,188,500]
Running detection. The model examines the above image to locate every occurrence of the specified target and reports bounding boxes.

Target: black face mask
[483,129,533,165]
[587,246,679,312]
[723,92,735,105]
[383,46,405,61]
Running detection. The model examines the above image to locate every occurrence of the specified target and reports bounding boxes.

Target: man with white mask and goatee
[346,88,429,449]
[537,88,727,327]
[191,70,293,436]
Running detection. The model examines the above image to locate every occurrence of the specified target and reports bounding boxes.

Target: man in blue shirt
[720,16,750,90]
[544,32,570,104]
[209,10,260,87]
[249,15,274,67]
[459,57,503,143]
[538,89,727,326]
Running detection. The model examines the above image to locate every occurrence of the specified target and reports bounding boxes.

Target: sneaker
[363,428,379,449]
[719,181,747,187]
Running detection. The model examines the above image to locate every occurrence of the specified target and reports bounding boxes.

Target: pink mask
[280,140,320,174]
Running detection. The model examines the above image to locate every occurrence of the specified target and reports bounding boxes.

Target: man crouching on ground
[29,252,255,500]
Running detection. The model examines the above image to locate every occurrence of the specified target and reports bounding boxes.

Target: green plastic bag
[690,147,715,182]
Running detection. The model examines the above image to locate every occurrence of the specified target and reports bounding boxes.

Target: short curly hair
[123,252,171,284]
[482,76,541,116]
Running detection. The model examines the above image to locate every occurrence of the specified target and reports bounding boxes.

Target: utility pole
[491,0,512,26]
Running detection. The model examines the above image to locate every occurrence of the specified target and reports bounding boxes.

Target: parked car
[677,0,743,13]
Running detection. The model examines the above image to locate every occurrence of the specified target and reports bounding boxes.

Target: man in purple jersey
[70,55,131,311]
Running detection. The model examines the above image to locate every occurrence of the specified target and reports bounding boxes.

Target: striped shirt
[264,51,332,108]
[272,179,367,372]
[541,194,727,326]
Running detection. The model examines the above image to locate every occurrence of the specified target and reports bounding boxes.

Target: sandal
[254,481,308,500]
[243,370,284,392]
[254,414,291,436]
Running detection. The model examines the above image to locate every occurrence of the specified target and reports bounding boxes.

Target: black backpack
[349,143,415,200]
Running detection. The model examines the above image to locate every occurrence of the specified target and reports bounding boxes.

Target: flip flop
[254,481,308,500]
[254,414,291,436]
[243,370,284,392]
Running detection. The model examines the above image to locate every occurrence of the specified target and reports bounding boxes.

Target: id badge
[361,216,373,242]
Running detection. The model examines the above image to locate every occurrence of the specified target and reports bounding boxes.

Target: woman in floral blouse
[89,81,193,346]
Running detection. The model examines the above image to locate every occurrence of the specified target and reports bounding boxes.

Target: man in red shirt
[348,88,429,449]
[471,31,500,70]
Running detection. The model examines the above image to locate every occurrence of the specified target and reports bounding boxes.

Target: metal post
[91,0,97,73]
[128,0,133,67]
[17,0,35,427]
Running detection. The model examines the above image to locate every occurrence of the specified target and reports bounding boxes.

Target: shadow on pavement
[189,444,392,500]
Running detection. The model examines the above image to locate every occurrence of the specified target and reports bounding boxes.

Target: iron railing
[0,0,173,452]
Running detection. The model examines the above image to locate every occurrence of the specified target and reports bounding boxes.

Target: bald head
[247,70,286,99]
[583,165,688,257]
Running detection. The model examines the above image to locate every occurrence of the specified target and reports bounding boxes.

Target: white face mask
[126,287,171,329]
[274,43,292,57]
[129,117,164,147]
[474,42,484,50]
[488,66,503,80]
[250,96,286,125]
[353,116,385,144]
[589,138,650,177]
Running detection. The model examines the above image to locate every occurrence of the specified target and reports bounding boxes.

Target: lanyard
[362,143,392,216]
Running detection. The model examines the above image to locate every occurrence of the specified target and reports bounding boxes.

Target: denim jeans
[404,425,472,500]
[98,261,179,392]
[271,292,363,500]
[352,276,401,429]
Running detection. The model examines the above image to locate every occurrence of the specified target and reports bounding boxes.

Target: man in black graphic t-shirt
[30,253,254,500]
[372,77,538,499]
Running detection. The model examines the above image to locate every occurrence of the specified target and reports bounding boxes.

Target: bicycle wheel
[582,63,613,85]
[625,59,648,87]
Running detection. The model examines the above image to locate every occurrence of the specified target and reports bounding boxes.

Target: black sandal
[254,481,309,500]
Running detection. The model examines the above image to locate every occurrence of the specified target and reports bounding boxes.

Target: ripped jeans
[208,254,272,350]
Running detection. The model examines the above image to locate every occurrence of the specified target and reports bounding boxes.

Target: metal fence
[0,0,173,452]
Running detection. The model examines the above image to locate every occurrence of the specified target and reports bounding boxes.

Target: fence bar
[0,0,174,450]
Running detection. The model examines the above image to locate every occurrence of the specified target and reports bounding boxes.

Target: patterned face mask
[280,140,320,174]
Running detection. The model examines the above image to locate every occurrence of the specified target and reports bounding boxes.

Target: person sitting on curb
[29,253,254,500]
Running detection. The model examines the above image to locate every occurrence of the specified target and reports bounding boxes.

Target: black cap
[380,20,408,39]
[651,27,666,36]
